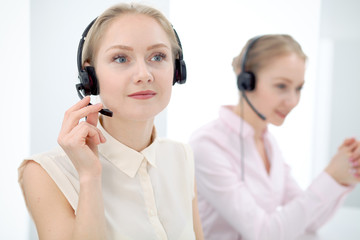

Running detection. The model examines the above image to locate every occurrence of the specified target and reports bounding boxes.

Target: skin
[22,13,203,240]
[234,53,360,184]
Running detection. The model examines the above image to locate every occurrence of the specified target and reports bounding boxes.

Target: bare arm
[192,182,204,240]
[22,161,75,240]
[23,97,108,240]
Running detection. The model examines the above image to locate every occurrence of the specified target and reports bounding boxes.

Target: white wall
[316,0,360,207]
[0,0,30,239]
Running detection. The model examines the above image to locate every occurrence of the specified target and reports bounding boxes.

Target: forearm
[192,189,204,240]
[72,176,107,240]
[304,172,353,232]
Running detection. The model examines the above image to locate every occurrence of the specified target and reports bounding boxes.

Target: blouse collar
[219,105,269,138]
[97,121,158,178]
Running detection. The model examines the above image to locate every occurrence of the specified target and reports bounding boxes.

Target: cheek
[159,72,173,103]
[98,75,123,98]
[96,71,127,108]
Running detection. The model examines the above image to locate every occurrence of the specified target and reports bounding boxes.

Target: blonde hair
[232,34,307,75]
[82,3,181,67]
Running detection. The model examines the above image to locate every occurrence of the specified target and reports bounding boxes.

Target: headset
[237,36,266,181]
[236,35,266,121]
[76,18,187,117]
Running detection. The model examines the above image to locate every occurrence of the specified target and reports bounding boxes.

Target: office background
[1,0,359,239]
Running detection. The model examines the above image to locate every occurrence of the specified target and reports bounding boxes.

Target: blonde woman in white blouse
[18,3,203,240]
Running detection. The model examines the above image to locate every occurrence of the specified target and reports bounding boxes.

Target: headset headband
[241,35,262,73]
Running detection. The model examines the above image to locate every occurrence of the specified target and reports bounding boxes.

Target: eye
[151,53,166,62]
[276,83,287,89]
[296,85,303,92]
[114,55,127,63]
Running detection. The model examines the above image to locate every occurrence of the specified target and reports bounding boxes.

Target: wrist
[325,167,351,187]
[79,172,102,185]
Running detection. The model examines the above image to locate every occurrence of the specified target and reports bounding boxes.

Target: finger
[350,146,360,162]
[99,130,106,143]
[347,140,359,152]
[349,156,360,168]
[86,109,100,127]
[86,112,106,143]
[349,165,360,179]
[339,137,356,150]
[63,122,103,148]
[60,103,103,135]
[68,95,91,112]
[80,121,106,146]
[340,140,358,153]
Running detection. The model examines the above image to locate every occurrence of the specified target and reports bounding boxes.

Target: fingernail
[349,168,356,174]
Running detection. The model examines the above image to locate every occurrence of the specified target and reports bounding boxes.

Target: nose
[284,91,300,109]
[133,60,154,84]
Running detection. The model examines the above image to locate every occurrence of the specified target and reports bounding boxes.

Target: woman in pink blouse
[189,34,360,240]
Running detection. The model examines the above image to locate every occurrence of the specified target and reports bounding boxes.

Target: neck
[100,115,154,152]
[233,103,267,141]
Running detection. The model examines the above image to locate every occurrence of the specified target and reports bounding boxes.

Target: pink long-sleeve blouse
[189,105,352,240]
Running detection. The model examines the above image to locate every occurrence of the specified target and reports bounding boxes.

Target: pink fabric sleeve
[282,163,353,232]
[193,137,352,240]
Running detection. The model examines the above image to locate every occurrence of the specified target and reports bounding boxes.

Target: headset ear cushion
[179,59,187,84]
[84,66,99,95]
[78,69,91,96]
[173,59,187,85]
[237,72,256,91]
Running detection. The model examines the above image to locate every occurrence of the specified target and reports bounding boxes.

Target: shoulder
[157,138,193,159]
[18,146,79,211]
[19,146,69,194]
[190,119,228,143]
[20,159,72,213]
[20,160,75,239]
[19,147,64,183]
[28,146,67,162]
[20,160,60,200]
[155,138,194,174]
[22,146,75,175]
[19,146,74,186]
[189,118,232,156]
[21,160,49,183]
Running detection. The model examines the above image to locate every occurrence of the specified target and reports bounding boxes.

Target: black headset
[236,35,262,92]
[76,18,187,117]
[236,35,266,120]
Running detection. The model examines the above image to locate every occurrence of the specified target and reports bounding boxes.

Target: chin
[270,118,285,126]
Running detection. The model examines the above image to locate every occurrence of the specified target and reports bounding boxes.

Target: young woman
[189,34,360,240]
[18,3,203,240]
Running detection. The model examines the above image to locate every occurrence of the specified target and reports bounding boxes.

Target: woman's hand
[325,138,360,186]
[57,96,106,180]
[349,139,360,180]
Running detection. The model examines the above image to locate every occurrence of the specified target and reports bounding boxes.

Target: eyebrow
[276,77,305,87]
[106,45,133,52]
[147,43,170,51]
[105,43,170,53]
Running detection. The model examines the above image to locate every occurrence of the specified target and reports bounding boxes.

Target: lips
[275,110,287,119]
[128,90,157,99]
